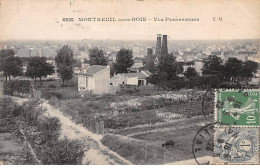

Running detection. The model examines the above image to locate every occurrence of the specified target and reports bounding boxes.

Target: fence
[81,116,105,134]
[32,89,41,99]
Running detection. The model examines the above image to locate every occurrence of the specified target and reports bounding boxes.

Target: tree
[201,55,225,87]
[184,67,198,79]
[184,67,200,88]
[89,47,107,66]
[56,65,73,84]
[55,46,76,83]
[113,48,134,74]
[0,49,23,81]
[223,57,243,82]
[26,57,54,82]
[240,60,258,81]
[154,53,184,90]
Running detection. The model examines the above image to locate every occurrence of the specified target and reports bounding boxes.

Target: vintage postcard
[0,0,259,165]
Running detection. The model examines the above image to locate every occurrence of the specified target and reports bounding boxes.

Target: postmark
[214,127,259,164]
[192,122,229,165]
[215,90,259,126]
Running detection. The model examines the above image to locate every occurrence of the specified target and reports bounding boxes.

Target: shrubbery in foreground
[39,138,86,165]
[1,98,86,165]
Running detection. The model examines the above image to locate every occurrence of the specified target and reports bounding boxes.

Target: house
[110,74,138,86]
[78,65,110,95]
[74,63,90,74]
[110,70,152,86]
[249,66,260,85]
[129,61,145,73]
[194,61,204,75]
[183,61,204,75]
[46,59,58,78]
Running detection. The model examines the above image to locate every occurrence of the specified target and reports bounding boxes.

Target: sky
[0,0,260,40]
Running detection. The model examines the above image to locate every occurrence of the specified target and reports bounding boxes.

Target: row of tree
[0,46,135,83]
[201,55,258,87]
[1,46,257,90]
[150,54,258,90]
[0,46,76,83]
[88,47,134,75]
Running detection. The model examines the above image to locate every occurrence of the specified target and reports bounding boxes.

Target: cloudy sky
[0,0,260,40]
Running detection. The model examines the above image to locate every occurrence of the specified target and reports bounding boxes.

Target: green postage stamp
[215,90,259,126]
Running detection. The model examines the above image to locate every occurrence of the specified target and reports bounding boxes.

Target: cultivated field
[3,79,215,165]
[42,82,215,164]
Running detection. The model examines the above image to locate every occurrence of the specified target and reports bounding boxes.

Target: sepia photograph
[0,0,259,165]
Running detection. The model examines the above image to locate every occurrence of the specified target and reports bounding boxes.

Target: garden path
[8,96,132,165]
[41,101,132,165]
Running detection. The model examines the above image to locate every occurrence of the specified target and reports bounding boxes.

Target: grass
[101,134,167,165]
[102,116,214,164]
[0,131,35,164]
[0,133,23,155]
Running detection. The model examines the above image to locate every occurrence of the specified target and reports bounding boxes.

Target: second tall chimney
[161,35,168,56]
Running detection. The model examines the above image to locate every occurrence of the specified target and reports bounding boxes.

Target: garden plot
[102,115,214,164]
[0,120,33,165]
[0,133,26,165]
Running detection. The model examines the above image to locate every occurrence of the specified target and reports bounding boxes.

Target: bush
[117,85,139,95]
[41,89,79,100]
[48,96,60,106]
[41,90,63,99]
[39,138,86,165]
[48,84,56,88]
[3,80,31,96]
[37,116,61,142]
[21,100,45,125]
[17,100,84,165]
[0,98,21,119]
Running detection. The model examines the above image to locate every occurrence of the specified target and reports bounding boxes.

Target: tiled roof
[79,65,108,76]
[122,73,147,79]
[131,62,144,69]
[141,70,152,76]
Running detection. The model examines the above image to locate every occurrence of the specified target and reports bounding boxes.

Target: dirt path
[41,101,132,165]
[7,96,131,165]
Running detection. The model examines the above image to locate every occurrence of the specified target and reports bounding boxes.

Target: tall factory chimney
[161,35,168,56]
[145,48,154,72]
[155,34,162,59]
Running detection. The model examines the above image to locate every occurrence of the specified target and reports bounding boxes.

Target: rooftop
[79,65,108,76]
[121,72,147,79]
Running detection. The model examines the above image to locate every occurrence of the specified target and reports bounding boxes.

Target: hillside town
[1,35,260,92]
[1,34,259,165]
